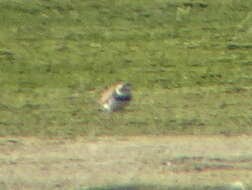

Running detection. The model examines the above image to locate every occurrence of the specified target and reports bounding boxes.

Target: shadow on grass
[78,184,249,190]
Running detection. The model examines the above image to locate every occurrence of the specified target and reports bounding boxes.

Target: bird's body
[100,83,132,112]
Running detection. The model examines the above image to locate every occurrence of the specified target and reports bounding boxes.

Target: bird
[99,82,132,112]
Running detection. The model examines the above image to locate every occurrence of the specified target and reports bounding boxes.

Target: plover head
[115,83,132,96]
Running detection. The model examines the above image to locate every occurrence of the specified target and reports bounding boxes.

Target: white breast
[102,96,128,112]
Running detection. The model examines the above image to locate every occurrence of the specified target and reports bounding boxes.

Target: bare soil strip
[0,135,251,190]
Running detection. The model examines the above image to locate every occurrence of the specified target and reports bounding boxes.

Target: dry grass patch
[0,135,251,190]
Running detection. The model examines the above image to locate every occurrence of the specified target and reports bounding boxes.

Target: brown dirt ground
[0,135,251,190]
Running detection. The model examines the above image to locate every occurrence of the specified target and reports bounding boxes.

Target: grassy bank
[0,0,252,136]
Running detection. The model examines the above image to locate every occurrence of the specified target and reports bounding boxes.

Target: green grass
[1,0,252,136]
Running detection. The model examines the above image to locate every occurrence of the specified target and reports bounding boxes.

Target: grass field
[1,0,252,136]
[1,1,252,189]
